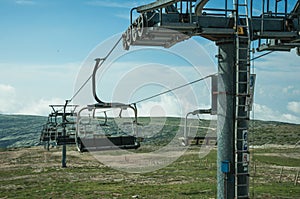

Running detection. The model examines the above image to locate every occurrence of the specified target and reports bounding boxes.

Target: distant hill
[0,114,47,148]
[250,120,300,146]
[0,114,299,149]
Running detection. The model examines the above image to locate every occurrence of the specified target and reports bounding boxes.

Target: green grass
[253,182,300,199]
[1,115,300,198]
[0,147,219,198]
[254,155,300,167]
[1,146,299,199]
[250,120,300,145]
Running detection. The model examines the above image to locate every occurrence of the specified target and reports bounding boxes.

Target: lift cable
[69,75,93,103]
[250,51,273,61]
[63,32,216,107]
[69,36,123,103]
[67,33,271,108]
[131,73,217,105]
[251,42,256,198]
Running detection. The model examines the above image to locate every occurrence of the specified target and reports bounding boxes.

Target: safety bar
[183,108,212,146]
[90,59,139,135]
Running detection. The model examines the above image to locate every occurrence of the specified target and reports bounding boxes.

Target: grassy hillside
[0,147,299,198]
[1,115,300,149]
[0,114,47,148]
[0,115,300,198]
[250,120,300,146]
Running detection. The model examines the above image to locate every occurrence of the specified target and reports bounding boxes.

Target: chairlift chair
[182,108,217,146]
[75,105,140,152]
[75,58,142,152]
[40,105,78,149]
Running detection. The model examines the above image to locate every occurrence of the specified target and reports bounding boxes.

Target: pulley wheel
[132,27,138,42]
[137,15,144,38]
[122,33,129,50]
[126,28,131,46]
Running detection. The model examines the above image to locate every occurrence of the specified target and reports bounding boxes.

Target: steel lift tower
[122,0,300,198]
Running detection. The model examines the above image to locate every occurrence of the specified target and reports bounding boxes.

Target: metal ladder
[234,0,251,198]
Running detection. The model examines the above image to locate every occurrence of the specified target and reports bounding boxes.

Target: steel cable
[69,36,123,103]
[131,73,217,105]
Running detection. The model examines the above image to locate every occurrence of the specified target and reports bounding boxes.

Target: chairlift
[40,105,78,150]
[76,105,140,152]
[182,108,217,146]
[75,58,142,152]
[40,112,59,150]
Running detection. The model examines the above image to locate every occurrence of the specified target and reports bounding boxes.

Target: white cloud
[0,84,15,94]
[255,50,300,72]
[0,61,80,116]
[138,95,182,117]
[85,0,144,9]
[136,93,212,118]
[0,62,80,100]
[287,101,300,114]
[0,84,65,115]
[15,0,36,5]
[282,85,300,96]
[0,84,17,113]
[253,103,300,124]
[85,1,148,20]
[281,114,300,123]
[253,49,300,123]
[17,98,65,116]
[282,85,294,94]
[253,103,276,121]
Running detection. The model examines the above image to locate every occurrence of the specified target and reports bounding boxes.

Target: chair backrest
[195,0,209,16]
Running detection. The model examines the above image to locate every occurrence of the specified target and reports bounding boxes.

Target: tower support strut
[217,40,236,199]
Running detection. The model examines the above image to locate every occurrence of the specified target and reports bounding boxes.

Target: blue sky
[0,0,300,124]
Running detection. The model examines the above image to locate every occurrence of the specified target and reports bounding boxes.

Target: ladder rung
[236,150,249,153]
[238,58,249,61]
[237,184,249,187]
[238,105,248,107]
[239,47,249,50]
[236,117,250,120]
[237,195,250,199]
[237,127,248,130]
[237,36,249,39]
[236,160,250,164]
[236,93,249,95]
